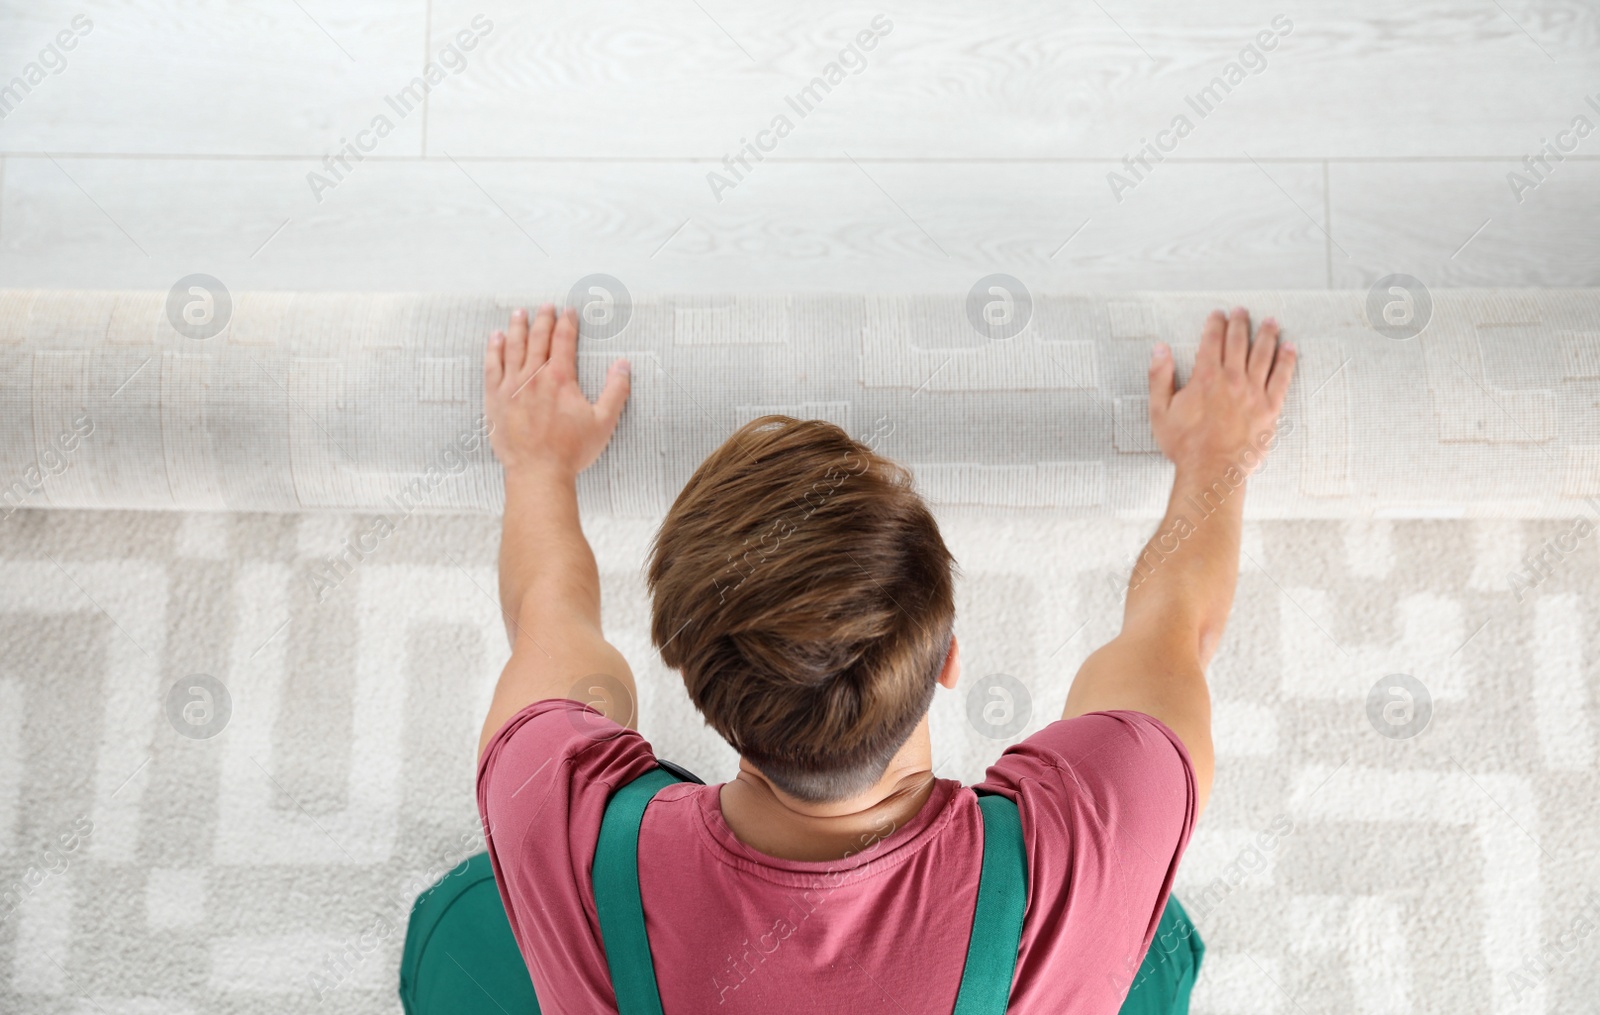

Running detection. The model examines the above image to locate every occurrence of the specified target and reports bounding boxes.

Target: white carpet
[2,507,1597,1013]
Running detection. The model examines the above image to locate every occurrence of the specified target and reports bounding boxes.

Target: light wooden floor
[0,1,1597,295]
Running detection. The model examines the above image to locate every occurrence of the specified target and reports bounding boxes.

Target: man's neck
[717,718,938,862]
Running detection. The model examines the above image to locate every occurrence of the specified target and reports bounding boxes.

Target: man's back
[478,699,1196,1014]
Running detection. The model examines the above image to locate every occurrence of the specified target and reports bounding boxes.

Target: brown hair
[646,415,957,803]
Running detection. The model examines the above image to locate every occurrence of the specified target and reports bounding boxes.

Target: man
[453,303,1293,1013]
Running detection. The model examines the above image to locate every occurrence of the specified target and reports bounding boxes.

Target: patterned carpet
[1,508,1596,1014]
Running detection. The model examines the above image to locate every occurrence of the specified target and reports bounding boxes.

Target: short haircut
[646,415,957,803]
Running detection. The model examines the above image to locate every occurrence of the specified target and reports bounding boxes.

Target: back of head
[646,415,957,804]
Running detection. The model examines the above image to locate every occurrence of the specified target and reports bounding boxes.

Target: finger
[484,330,505,391]
[1266,340,1298,412]
[528,303,556,370]
[1147,342,1175,429]
[509,306,529,348]
[594,358,632,431]
[1248,317,1279,386]
[549,306,579,376]
[1224,306,1250,375]
[503,309,528,377]
[1196,309,1226,373]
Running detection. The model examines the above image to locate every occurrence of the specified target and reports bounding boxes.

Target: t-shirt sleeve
[973,709,1198,1010]
[475,698,661,1010]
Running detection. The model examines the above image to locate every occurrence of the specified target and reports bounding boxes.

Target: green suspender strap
[593,767,685,1015]
[952,792,1029,1015]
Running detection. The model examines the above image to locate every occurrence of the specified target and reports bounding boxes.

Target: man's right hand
[1061,307,1298,819]
[1148,307,1295,477]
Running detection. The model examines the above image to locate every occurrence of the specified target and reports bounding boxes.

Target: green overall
[399,764,1203,1014]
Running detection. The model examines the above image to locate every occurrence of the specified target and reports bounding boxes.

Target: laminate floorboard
[1,1,1594,288]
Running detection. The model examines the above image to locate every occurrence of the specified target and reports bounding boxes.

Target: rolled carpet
[1,287,1596,517]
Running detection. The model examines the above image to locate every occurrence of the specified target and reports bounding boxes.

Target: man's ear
[937,634,960,689]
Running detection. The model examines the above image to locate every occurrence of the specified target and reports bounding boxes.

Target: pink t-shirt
[477,700,1196,1014]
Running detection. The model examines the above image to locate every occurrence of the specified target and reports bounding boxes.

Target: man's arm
[477,303,635,759]
[1063,307,1296,817]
